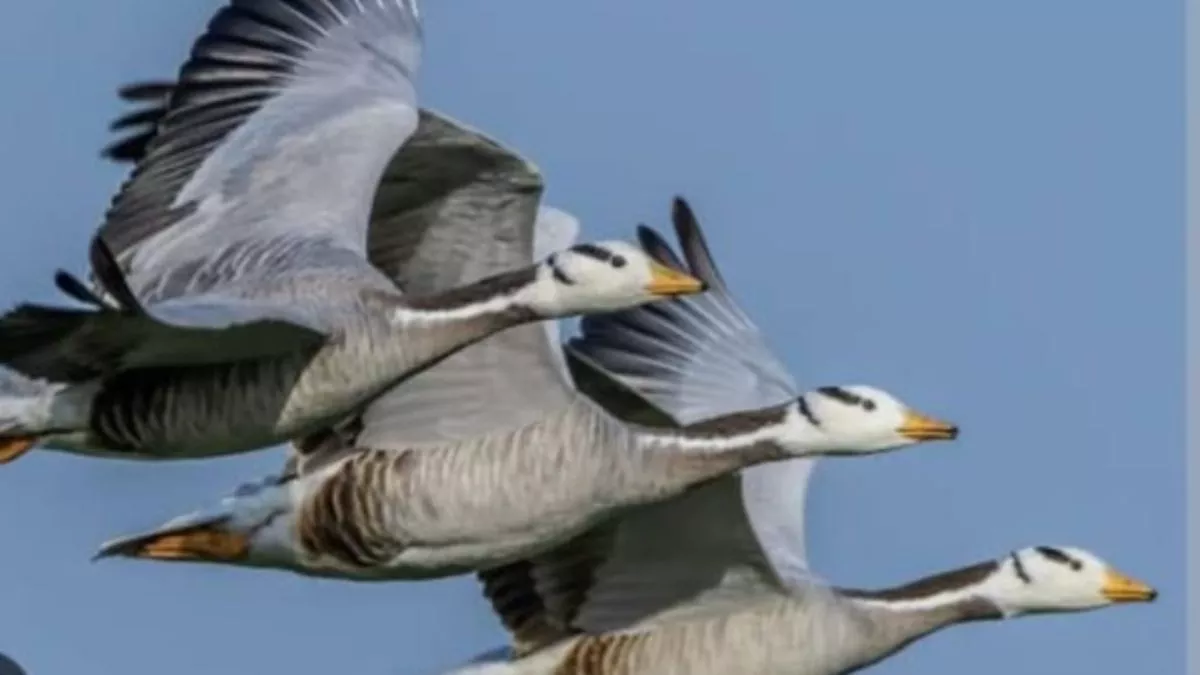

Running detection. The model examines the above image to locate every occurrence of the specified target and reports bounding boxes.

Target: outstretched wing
[98,0,423,305]
[567,198,797,424]
[0,1,427,380]
[349,205,580,452]
[282,121,577,470]
[568,197,818,588]
[478,199,824,649]
[101,81,173,164]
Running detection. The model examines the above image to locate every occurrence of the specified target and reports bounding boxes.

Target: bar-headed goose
[93,199,955,580]
[441,203,1158,675]
[0,0,706,465]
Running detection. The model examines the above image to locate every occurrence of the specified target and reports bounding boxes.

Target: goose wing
[567,198,797,424]
[347,204,579,452]
[0,0,425,380]
[102,84,546,292]
[101,75,580,473]
[101,81,175,164]
[479,199,823,650]
[286,146,578,471]
[99,0,423,292]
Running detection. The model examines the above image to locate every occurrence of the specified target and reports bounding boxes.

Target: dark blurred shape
[0,653,24,675]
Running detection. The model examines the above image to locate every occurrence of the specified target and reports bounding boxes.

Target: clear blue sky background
[0,2,1181,674]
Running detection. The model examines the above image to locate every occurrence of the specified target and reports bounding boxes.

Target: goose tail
[94,473,295,564]
[0,367,83,464]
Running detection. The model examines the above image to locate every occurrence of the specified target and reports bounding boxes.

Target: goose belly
[294,431,627,576]
[548,598,879,675]
[89,352,318,455]
[388,436,630,572]
[85,328,434,456]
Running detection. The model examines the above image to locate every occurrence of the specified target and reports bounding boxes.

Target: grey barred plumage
[490,586,994,675]
[0,0,705,465]
[67,281,561,458]
[94,199,950,592]
[52,5,1156,674]
[438,205,1153,675]
[271,395,809,577]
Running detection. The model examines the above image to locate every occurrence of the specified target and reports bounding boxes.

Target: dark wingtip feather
[635,224,687,271]
[115,81,176,103]
[109,107,167,133]
[53,271,111,309]
[102,81,173,163]
[670,196,728,292]
[87,237,143,314]
[101,133,156,163]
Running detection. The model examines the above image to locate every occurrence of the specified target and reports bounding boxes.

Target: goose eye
[862,399,876,411]
[611,255,627,268]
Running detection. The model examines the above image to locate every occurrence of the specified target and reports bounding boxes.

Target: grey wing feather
[566,198,797,426]
[98,0,424,302]
[351,205,580,449]
[99,91,543,312]
[566,479,779,634]
[101,81,173,163]
[502,199,826,638]
[364,109,547,291]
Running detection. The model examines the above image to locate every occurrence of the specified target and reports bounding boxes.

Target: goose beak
[1101,569,1157,603]
[94,523,250,563]
[645,262,706,296]
[896,411,959,441]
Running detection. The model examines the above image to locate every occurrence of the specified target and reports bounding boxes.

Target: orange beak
[1101,569,1157,603]
[896,410,959,441]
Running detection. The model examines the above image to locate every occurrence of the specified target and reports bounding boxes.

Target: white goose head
[978,546,1158,616]
[526,241,706,315]
[796,385,959,454]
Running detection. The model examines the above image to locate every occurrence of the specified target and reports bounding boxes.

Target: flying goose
[0,0,705,465]
[93,199,957,581]
[441,206,1157,675]
[452,543,1156,675]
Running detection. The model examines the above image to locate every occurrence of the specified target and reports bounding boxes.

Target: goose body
[0,0,706,465]
[96,200,957,579]
[439,206,1157,674]
[452,546,1155,675]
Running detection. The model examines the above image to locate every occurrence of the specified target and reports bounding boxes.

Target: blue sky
[0,2,1181,674]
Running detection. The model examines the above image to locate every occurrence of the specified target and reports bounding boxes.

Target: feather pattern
[95,200,841,604]
[0,0,442,460]
[8,0,428,372]
[475,199,828,654]
[100,0,424,293]
[0,0,625,462]
[445,587,995,675]
[439,205,1007,675]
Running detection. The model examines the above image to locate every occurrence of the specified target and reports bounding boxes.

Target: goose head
[796,385,958,454]
[978,546,1157,616]
[526,241,706,315]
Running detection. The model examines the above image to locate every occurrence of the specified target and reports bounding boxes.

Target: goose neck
[625,403,807,488]
[389,267,541,329]
[840,560,1006,628]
